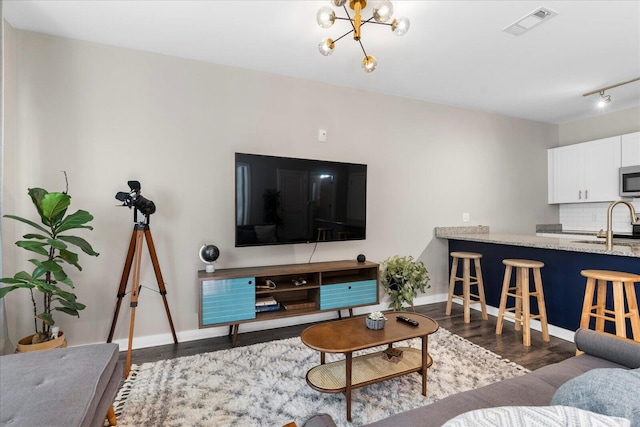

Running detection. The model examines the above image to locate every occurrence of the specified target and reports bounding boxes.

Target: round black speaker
[357,254,366,263]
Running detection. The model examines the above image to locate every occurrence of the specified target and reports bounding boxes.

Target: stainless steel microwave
[620,165,640,197]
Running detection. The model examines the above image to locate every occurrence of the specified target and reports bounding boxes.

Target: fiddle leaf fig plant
[0,182,99,343]
[380,255,430,311]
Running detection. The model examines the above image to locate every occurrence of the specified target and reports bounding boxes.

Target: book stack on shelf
[255,296,280,313]
[282,300,316,310]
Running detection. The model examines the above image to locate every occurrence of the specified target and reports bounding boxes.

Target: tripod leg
[144,229,178,344]
[125,230,145,378]
[107,228,137,343]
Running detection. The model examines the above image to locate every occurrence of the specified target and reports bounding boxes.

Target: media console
[198,260,379,346]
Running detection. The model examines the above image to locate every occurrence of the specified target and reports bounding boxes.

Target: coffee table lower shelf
[306,347,431,392]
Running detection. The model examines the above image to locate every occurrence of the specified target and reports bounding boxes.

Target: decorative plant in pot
[366,311,387,330]
[380,255,430,311]
[0,181,99,351]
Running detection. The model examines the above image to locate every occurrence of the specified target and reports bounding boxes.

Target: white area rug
[113,328,528,426]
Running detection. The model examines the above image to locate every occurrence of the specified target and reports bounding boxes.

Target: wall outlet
[462,213,470,222]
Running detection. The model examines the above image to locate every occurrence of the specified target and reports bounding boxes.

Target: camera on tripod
[115,180,156,224]
[109,180,177,374]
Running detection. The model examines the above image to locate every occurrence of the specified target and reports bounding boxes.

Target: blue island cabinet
[448,239,640,337]
[201,277,256,326]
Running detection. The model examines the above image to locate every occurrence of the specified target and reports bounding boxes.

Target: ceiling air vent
[503,7,558,36]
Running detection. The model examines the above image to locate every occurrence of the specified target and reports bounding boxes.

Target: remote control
[396,316,419,326]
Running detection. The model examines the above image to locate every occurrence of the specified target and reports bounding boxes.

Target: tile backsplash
[559,200,640,233]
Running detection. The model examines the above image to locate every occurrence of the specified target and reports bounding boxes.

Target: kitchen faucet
[596,200,639,250]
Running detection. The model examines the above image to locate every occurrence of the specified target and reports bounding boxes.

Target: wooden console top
[198,259,378,279]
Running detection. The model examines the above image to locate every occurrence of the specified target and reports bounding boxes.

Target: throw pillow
[550,368,640,425]
[442,405,630,427]
[302,413,337,427]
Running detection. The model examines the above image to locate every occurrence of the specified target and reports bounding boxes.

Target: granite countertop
[434,226,640,258]
[536,229,600,237]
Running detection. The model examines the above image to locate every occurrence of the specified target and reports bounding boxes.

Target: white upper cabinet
[621,132,640,167]
[548,144,581,203]
[548,136,621,204]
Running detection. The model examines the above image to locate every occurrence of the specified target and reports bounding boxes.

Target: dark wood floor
[120,301,576,371]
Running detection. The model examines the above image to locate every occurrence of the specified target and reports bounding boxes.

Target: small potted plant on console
[380,255,430,311]
[366,311,387,330]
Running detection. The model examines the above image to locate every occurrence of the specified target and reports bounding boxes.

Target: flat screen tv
[235,153,367,247]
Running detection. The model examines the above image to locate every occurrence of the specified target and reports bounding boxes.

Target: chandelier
[316,0,410,73]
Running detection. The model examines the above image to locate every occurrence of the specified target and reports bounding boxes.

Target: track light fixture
[316,0,410,73]
[583,77,640,108]
[597,90,611,108]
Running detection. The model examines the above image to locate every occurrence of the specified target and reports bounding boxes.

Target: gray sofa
[304,329,640,427]
[0,343,123,427]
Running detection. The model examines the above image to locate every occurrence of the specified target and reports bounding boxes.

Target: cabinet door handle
[578,190,582,200]
[348,286,352,290]
[585,189,588,199]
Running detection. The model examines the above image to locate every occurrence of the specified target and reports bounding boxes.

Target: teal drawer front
[320,280,377,310]
[201,277,256,325]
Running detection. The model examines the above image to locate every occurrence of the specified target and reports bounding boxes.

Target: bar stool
[316,227,333,241]
[445,251,488,323]
[579,270,640,341]
[496,259,549,347]
[337,231,353,240]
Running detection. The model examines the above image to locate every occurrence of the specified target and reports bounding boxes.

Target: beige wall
[558,106,640,146]
[2,28,560,347]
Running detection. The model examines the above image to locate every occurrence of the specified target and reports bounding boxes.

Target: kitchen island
[435,227,640,337]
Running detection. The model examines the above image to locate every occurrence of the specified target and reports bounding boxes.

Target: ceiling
[4,0,640,124]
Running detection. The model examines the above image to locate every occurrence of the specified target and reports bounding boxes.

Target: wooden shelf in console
[198,260,379,346]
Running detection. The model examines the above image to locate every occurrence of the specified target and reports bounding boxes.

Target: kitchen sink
[612,233,640,240]
[572,239,640,247]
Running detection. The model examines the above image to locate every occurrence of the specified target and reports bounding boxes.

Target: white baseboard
[110,310,342,351]
[108,293,451,351]
[108,292,574,351]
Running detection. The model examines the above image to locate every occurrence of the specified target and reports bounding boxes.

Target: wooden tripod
[107,222,178,377]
